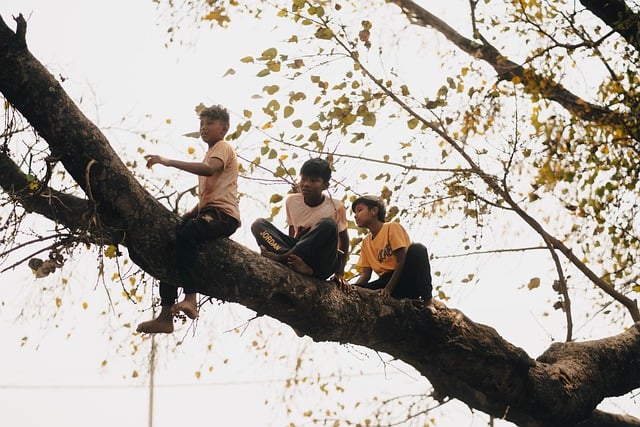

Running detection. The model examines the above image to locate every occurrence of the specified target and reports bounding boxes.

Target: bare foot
[259,245,288,262]
[136,306,174,334]
[173,293,198,319]
[425,298,436,314]
[287,254,314,276]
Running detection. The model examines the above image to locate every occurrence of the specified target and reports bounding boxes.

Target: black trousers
[251,217,339,280]
[159,209,239,306]
[358,243,433,300]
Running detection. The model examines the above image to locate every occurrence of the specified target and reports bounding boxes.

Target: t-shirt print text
[377,243,393,263]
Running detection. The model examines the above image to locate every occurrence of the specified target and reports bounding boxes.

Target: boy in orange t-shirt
[351,195,433,307]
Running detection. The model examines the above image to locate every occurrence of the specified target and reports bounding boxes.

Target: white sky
[0,1,638,426]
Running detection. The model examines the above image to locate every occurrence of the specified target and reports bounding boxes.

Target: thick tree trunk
[1,13,639,427]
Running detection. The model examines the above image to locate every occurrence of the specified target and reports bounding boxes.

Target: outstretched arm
[144,154,223,177]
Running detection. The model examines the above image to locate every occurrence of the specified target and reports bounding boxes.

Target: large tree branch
[579,0,640,52]
[0,149,105,238]
[0,13,181,280]
[385,0,638,138]
[1,12,640,427]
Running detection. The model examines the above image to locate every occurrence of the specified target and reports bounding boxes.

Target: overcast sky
[1,1,637,426]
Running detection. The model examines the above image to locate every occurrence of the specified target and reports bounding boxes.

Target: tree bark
[1,12,640,427]
[579,0,640,51]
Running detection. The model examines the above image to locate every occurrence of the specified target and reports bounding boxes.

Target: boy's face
[353,203,377,229]
[299,174,328,204]
[200,117,228,145]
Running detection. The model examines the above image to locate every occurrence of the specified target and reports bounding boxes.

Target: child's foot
[173,299,198,319]
[425,298,436,314]
[260,246,288,263]
[287,254,314,276]
[136,306,174,334]
[136,317,174,334]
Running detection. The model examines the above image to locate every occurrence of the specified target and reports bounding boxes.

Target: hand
[331,274,352,293]
[377,287,391,298]
[144,154,168,168]
[294,226,311,239]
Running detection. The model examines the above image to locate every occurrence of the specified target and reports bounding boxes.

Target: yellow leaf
[261,48,278,60]
[187,147,195,155]
[407,118,419,129]
[104,245,118,258]
[527,277,541,290]
[264,85,279,95]
[195,371,201,379]
[82,302,88,310]
[266,61,281,72]
[240,56,254,63]
[315,28,334,40]
[55,297,62,308]
[101,360,108,367]
[284,106,294,118]
[261,122,273,130]
[362,112,376,127]
[132,370,139,378]
[223,68,235,77]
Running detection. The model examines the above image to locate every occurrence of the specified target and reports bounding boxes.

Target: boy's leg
[136,281,177,334]
[291,217,339,279]
[392,243,433,300]
[175,210,239,318]
[251,218,296,255]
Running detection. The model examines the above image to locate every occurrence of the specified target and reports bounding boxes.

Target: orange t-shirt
[197,140,241,224]
[357,222,410,276]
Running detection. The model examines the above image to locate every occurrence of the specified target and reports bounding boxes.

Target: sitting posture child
[351,195,434,307]
[251,158,349,288]
[137,105,241,334]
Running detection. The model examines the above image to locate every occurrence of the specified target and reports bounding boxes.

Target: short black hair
[199,104,230,126]
[351,195,386,222]
[300,158,332,183]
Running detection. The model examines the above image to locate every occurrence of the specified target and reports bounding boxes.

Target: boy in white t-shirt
[351,195,434,308]
[251,158,349,288]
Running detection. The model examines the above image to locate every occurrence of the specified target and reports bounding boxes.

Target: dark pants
[358,243,433,300]
[159,209,239,306]
[251,217,339,280]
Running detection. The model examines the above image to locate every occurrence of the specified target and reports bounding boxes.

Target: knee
[316,217,338,232]
[407,242,429,258]
[251,218,270,236]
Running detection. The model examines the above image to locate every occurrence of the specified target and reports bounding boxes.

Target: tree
[1,0,640,426]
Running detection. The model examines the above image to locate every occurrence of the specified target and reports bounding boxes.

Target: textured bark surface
[1,13,640,427]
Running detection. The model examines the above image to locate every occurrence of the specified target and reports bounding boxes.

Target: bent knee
[251,218,270,235]
[316,217,338,229]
